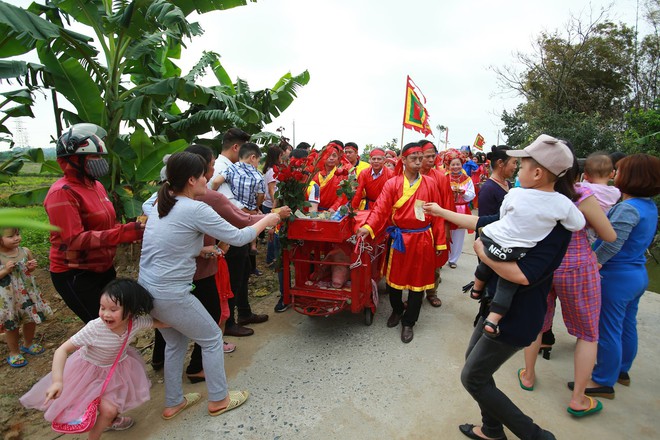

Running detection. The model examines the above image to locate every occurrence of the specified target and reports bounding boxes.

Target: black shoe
[617,372,630,386]
[274,299,289,313]
[187,373,205,384]
[401,326,414,343]
[237,313,269,326]
[386,312,401,328]
[251,268,263,276]
[458,423,507,440]
[223,325,254,337]
[567,381,615,399]
[151,360,164,371]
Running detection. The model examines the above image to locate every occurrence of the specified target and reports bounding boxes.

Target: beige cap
[507,134,574,177]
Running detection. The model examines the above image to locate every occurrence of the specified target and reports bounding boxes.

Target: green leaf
[40,160,63,175]
[0,89,34,105]
[52,0,104,29]
[0,1,62,57]
[0,208,58,231]
[135,139,188,182]
[37,42,105,125]
[7,187,51,207]
[167,109,244,140]
[130,126,154,161]
[170,0,257,16]
[3,104,35,118]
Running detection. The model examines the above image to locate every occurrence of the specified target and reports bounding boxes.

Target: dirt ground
[0,242,279,440]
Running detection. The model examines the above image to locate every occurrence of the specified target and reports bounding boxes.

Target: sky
[0,0,649,152]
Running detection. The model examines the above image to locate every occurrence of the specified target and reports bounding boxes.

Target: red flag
[473,133,485,151]
[402,76,433,137]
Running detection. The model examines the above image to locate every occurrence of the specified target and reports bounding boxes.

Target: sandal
[209,390,249,416]
[20,343,45,356]
[7,354,28,368]
[426,294,442,308]
[162,392,202,420]
[461,282,484,300]
[567,395,603,417]
[104,416,135,431]
[482,319,500,338]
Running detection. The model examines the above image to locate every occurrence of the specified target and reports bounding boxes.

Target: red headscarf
[443,148,467,169]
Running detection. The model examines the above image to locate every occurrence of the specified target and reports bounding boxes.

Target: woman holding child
[586,154,660,398]
[139,152,280,419]
[519,147,616,418]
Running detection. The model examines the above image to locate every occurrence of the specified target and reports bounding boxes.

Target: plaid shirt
[224,161,266,211]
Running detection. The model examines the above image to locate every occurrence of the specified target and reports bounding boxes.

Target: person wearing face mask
[45,123,145,324]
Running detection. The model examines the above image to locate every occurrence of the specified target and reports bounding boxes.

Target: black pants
[388,285,423,327]
[461,317,547,440]
[225,244,252,328]
[51,268,117,323]
[475,234,529,316]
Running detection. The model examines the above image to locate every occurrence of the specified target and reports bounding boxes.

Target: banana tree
[1,1,309,217]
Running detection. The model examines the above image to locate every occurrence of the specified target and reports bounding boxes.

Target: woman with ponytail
[139,152,280,420]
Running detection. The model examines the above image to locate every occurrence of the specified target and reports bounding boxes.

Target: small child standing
[580,152,621,243]
[20,279,170,439]
[0,227,52,368]
[425,135,585,337]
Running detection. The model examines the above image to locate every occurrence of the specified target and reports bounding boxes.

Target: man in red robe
[350,148,393,210]
[311,142,348,212]
[419,140,455,308]
[357,142,447,343]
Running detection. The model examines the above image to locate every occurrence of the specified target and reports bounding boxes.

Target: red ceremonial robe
[361,174,446,292]
[423,167,455,268]
[350,166,393,210]
[312,167,346,211]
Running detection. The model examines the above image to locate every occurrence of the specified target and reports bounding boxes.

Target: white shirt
[209,154,244,209]
[70,315,153,367]
[482,188,586,249]
[263,167,277,209]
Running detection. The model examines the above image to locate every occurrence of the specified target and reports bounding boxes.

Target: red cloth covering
[361,174,446,291]
[470,164,488,209]
[215,255,234,323]
[45,158,143,273]
[350,165,393,209]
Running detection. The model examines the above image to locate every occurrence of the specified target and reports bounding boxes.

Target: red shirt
[351,166,393,209]
[45,161,143,273]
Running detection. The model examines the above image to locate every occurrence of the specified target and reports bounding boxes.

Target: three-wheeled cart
[282,215,387,325]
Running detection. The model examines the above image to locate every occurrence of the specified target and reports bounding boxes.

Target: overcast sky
[1,0,648,152]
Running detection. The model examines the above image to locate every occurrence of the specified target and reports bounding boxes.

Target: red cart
[282,215,387,325]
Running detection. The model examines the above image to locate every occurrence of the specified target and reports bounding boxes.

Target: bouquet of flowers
[273,155,316,214]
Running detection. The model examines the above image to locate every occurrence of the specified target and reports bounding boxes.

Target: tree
[494,10,639,153]
[0,0,309,216]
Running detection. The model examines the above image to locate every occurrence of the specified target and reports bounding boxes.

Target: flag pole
[401,75,410,151]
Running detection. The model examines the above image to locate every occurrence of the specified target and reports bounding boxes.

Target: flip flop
[567,395,603,417]
[7,354,28,368]
[517,368,534,391]
[208,390,249,416]
[426,295,442,308]
[20,343,45,355]
[162,392,201,420]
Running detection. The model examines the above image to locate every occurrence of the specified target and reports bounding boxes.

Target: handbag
[51,319,133,434]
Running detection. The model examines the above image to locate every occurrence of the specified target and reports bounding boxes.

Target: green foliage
[623,99,660,156]
[1,0,309,220]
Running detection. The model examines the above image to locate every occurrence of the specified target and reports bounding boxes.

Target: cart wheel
[364,308,374,326]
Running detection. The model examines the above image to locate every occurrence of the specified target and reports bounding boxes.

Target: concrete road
[58,235,660,439]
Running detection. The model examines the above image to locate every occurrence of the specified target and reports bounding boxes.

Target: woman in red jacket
[45,124,144,324]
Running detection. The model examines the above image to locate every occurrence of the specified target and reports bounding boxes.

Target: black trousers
[50,268,117,323]
[461,317,547,440]
[152,275,222,374]
[225,243,252,327]
[388,285,423,327]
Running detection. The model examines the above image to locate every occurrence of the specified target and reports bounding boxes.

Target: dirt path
[0,244,280,439]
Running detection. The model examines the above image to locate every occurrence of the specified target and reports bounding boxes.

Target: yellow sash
[317,167,337,188]
[392,174,421,210]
